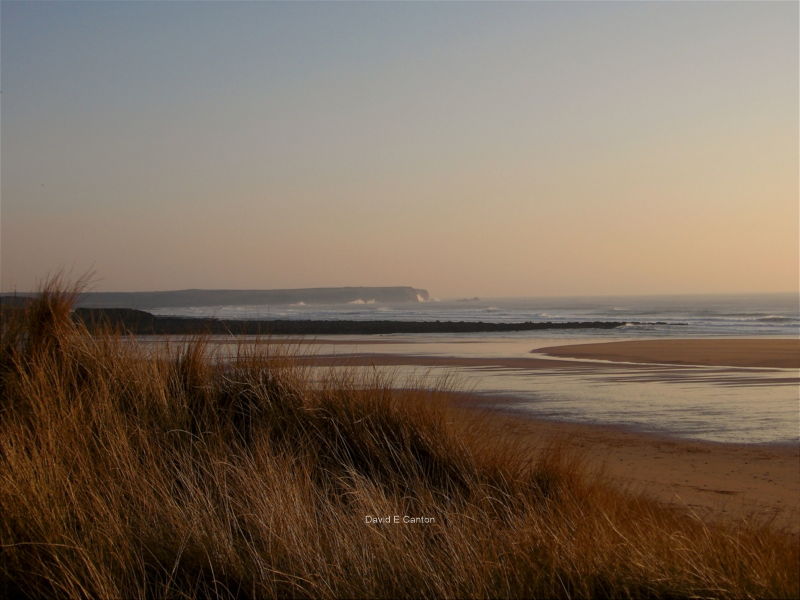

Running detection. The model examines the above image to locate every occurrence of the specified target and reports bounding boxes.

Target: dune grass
[1,281,798,599]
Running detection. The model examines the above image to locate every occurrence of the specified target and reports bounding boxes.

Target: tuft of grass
[1,277,797,599]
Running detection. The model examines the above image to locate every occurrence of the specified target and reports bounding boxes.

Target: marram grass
[1,281,797,599]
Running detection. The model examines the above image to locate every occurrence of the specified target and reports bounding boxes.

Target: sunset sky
[1,1,797,298]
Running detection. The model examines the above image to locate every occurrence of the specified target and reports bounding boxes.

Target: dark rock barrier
[72,308,669,335]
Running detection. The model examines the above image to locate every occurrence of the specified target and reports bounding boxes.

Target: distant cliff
[2,287,430,310]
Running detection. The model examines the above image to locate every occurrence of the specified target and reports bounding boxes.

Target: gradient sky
[1,1,797,297]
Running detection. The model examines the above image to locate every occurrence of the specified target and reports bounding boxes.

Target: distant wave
[705,314,797,323]
[348,299,377,305]
[618,322,660,330]
[716,311,797,318]
[755,315,797,323]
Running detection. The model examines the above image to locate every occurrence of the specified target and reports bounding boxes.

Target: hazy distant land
[73,286,428,308]
[0,286,430,310]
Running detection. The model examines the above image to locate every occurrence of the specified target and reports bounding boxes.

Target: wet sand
[534,338,800,368]
[444,392,800,531]
[299,353,613,369]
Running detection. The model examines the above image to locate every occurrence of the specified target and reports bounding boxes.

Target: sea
[146,293,799,444]
[148,292,800,339]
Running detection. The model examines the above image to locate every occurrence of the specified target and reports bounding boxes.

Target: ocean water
[149,293,799,338]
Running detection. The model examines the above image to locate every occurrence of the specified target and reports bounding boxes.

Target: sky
[1,1,797,298]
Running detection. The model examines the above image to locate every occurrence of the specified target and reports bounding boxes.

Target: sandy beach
[445,393,800,531]
[534,338,800,368]
[463,339,798,530]
[267,336,800,369]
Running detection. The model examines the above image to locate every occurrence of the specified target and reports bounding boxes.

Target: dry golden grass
[1,279,798,599]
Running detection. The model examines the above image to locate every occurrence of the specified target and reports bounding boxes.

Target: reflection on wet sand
[137,335,799,444]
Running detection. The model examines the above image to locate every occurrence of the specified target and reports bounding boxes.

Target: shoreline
[210,336,799,443]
